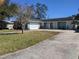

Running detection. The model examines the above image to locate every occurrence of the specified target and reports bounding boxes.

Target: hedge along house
[26,17,75,30]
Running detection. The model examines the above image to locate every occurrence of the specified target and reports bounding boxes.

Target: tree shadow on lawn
[0,32,20,35]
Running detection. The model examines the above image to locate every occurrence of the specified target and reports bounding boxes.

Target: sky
[10,0,79,18]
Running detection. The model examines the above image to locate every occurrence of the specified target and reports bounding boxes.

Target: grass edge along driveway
[0,31,58,55]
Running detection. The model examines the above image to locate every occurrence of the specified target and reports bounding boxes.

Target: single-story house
[14,16,79,30]
[0,21,14,30]
[26,17,75,30]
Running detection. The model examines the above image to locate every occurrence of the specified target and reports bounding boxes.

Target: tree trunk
[21,24,25,34]
[22,28,23,34]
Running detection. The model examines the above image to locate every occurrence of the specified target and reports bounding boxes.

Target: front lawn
[0,30,58,55]
[0,30,14,32]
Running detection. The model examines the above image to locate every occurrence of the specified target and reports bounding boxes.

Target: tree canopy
[17,3,48,24]
[35,3,48,19]
[75,14,79,20]
[0,0,19,20]
[16,3,48,33]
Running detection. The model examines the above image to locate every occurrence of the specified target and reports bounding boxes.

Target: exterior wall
[44,21,57,29]
[52,21,58,29]
[45,23,51,29]
[57,21,67,29]
[66,21,73,29]
[40,20,73,30]
[56,20,73,29]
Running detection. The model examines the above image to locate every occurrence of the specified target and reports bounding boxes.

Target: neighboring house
[0,21,14,30]
[27,17,74,30]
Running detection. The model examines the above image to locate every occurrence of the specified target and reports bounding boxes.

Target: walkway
[0,30,79,59]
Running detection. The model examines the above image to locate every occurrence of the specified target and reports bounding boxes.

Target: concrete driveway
[0,30,79,59]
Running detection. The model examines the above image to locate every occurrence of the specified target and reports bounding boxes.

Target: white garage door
[28,23,40,30]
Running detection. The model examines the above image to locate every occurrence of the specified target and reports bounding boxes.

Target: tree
[6,3,19,20]
[17,5,34,34]
[16,3,48,34]
[72,9,79,29]
[0,0,19,20]
[73,9,79,25]
[35,3,48,19]
[75,14,79,20]
[75,9,79,20]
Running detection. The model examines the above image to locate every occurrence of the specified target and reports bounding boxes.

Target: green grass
[0,30,58,55]
[0,30,14,32]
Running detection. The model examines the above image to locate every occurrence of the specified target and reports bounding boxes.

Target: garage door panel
[28,23,40,30]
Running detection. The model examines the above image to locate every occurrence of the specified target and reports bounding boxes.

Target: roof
[13,16,74,23]
[42,17,73,21]
[29,17,73,22]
